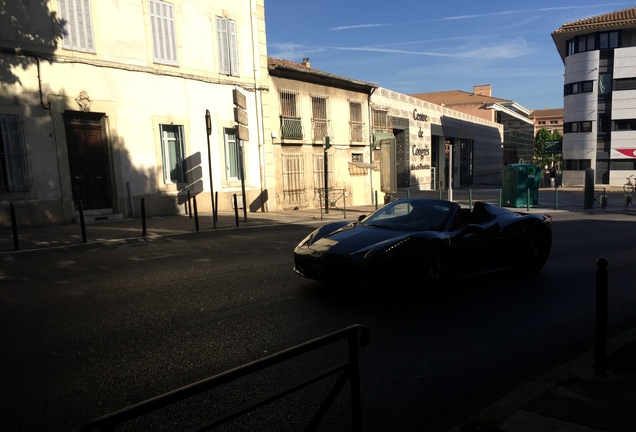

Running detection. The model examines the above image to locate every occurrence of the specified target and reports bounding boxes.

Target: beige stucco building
[1,0,271,226]
[267,58,377,210]
[267,59,504,212]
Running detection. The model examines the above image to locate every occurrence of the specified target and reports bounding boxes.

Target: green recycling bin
[501,164,542,207]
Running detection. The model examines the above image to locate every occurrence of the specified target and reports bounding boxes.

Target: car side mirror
[357,215,366,223]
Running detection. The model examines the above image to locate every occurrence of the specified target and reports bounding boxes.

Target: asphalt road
[1,211,636,431]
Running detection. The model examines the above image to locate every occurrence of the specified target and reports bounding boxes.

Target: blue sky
[264,1,635,111]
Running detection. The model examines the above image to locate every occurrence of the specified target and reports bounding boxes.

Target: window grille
[279,90,303,139]
[313,153,334,191]
[216,16,239,76]
[59,0,95,53]
[281,153,307,209]
[149,0,178,65]
[0,114,29,192]
[312,96,328,141]
[372,108,390,130]
[349,102,364,142]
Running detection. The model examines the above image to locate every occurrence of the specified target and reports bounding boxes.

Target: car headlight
[362,237,412,259]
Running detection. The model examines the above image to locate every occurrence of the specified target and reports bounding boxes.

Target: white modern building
[552,7,636,186]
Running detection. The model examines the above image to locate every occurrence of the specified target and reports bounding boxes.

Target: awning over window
[372,131,394,144]
[350,161,374,169]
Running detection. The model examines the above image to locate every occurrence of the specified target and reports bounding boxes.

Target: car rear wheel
[417,247,447,289]
[524,227,551,272]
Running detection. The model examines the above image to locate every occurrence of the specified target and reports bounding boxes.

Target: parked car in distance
[293,198,552,289]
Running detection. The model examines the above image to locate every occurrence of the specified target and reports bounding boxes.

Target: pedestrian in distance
[550,167,556,188]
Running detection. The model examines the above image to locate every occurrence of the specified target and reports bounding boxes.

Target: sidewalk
[2,190,636,432]
[0,205,374,253]
[450,328,636,432]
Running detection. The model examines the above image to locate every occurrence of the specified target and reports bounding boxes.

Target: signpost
[205,109,216,228]
[233,89,248,221]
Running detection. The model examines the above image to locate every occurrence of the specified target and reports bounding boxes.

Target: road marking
[128,250,200,261]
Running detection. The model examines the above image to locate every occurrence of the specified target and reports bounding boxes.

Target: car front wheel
[524,227,551,272]
[417,247,447,289]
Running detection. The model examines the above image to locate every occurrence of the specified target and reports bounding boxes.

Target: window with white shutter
[58,0,95,53]
[149,0,178,66]
[216,16,239,76]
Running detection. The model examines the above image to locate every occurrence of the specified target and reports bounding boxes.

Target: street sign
[234,107,248,126]
[544,139,562,154]
[237,124,249,141]
[233,89,247,109]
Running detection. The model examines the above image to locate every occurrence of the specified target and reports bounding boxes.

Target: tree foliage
[534,128,562,169]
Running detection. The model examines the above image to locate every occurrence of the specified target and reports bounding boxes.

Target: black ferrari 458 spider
[293,198,552,287]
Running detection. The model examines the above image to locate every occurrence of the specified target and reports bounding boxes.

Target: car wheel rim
[420,249,444,286]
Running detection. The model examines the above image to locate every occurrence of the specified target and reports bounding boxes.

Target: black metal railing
[75,324,370,432]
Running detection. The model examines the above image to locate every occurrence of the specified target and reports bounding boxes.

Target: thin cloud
[329,3,631,31]
[330,23,392,30]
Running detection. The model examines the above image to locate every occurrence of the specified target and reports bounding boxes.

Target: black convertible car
[293,198,552,288]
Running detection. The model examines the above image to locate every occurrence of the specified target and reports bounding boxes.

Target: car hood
[307,225,413,255]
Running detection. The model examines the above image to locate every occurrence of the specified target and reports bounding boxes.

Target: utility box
[501,164,542,207]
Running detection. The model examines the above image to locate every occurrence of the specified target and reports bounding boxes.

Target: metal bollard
[141,198,146,237]
[469,189,473,209]
[594,258,608,377]
[233,194,239,227]
[79,200,87,243]
[555,187,559,210]
[214,191,219,228]
[601,188,607,209]
[193,195,199,232]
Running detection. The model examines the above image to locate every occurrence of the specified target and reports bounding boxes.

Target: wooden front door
[64,113,111,210]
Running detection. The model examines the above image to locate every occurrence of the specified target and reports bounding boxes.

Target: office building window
[216,17,238,76]
[564,121,593,133]
[566,31,619,56]
[149,0,178,65]
[160,124,185,183]
[0,114,29,192]
[614,77,636,91]
[564,80,593,95]
[59,0,95,53]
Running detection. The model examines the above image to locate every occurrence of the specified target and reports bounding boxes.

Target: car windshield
[360,199,455,231]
